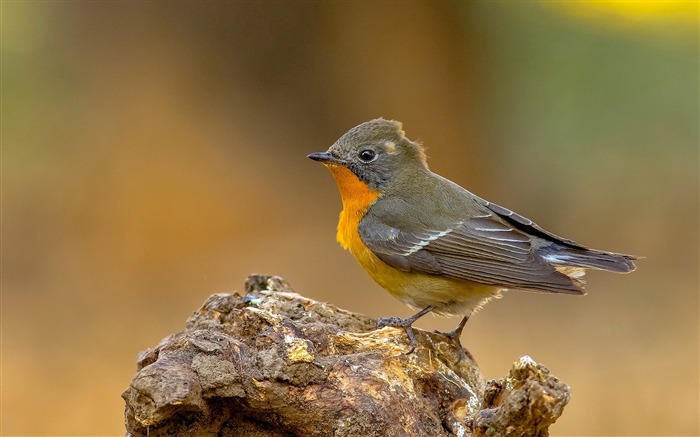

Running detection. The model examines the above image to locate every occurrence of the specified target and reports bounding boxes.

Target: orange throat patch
[324,164,380,252]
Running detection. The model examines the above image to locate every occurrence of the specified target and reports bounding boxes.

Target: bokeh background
[3,1,698,435]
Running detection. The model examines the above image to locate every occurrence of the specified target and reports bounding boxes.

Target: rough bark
[123,274,570,436]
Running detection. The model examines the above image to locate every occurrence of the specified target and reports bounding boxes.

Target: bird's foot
[435,315,470,353]
[377,316,420,353]
[443,315,469,342]
[376,306,435,354]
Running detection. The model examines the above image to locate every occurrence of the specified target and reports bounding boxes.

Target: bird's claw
[376,316,419,354]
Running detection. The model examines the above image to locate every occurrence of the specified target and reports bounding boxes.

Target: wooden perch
[123,274,570,436]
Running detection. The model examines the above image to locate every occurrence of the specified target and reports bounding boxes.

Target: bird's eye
[358,149,377,162]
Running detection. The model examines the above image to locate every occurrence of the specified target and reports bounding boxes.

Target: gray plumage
[330,118,637,295]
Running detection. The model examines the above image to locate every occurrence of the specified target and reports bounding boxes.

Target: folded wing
[359,210,586,294]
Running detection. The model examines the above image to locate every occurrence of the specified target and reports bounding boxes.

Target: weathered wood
[123,274,570,436]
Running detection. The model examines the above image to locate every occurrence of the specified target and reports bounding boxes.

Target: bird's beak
[307,151,336,163]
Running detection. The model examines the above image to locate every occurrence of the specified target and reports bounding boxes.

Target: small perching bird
[309,119,637,351]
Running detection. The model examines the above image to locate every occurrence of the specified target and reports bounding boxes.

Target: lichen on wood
[123,274,570,436]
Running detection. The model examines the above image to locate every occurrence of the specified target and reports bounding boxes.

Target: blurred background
[2,1,698,435]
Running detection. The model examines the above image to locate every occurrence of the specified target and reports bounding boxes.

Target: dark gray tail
[542,247,638,273]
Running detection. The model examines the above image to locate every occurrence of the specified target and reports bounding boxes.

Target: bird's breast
[324,163,497,314]
[324,164,380,252]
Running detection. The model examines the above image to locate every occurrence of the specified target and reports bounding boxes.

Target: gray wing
[359,208,585,294]
[480,199,636,273]
[477,199,585,249]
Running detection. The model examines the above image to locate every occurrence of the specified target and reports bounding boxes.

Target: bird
[308,118,637,352]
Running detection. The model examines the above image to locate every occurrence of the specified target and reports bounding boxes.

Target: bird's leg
[442,314,470,346]
[376,306,435,353]
[440,314,475,363]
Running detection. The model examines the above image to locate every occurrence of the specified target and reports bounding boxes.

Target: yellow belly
[342,221,497,314]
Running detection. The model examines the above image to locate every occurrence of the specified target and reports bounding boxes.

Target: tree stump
[123,274,570,436]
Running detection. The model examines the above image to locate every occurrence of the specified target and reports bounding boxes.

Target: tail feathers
[542,248,638,273]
